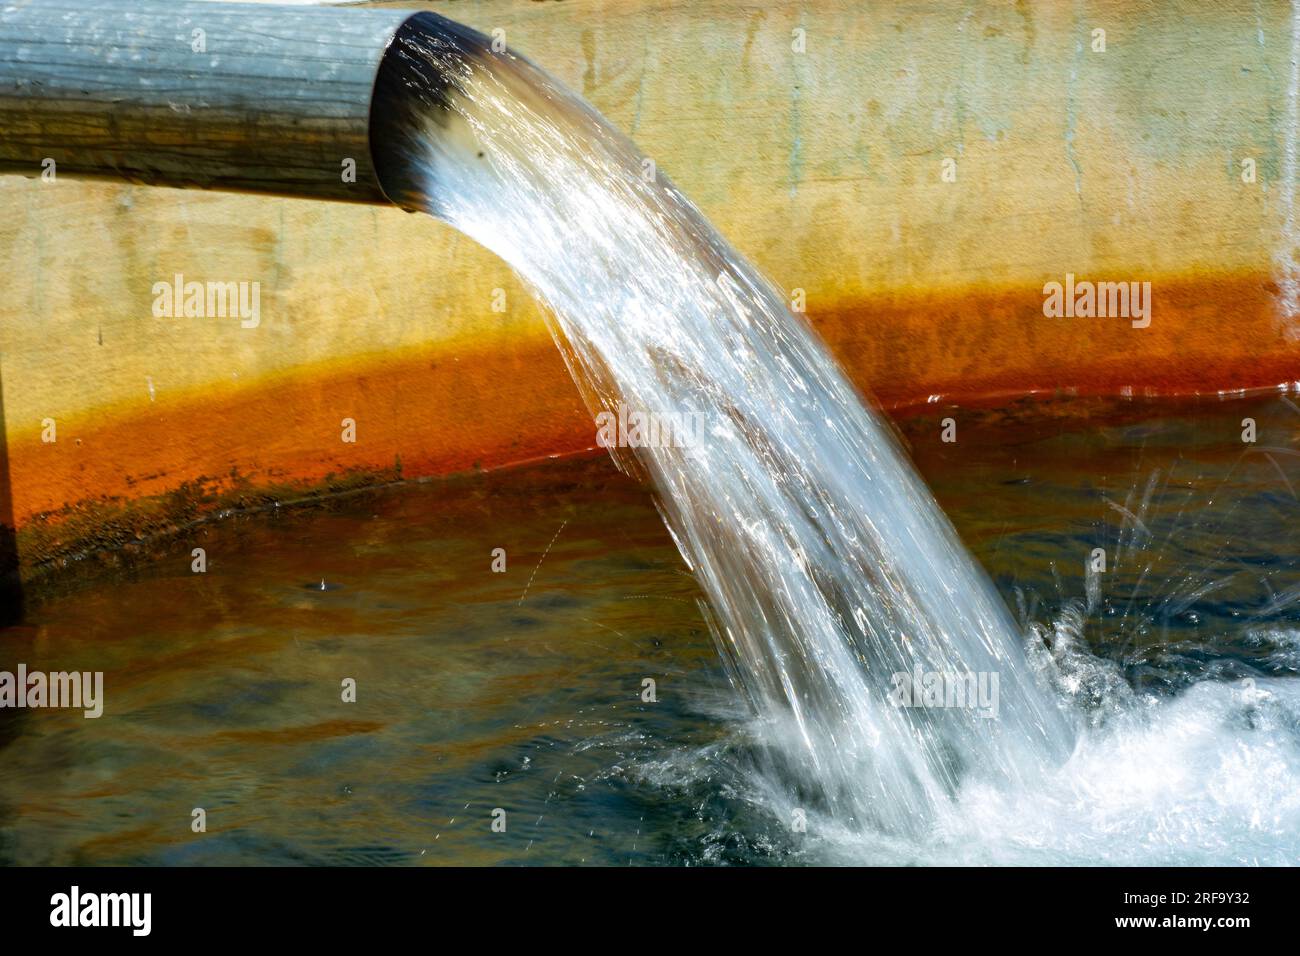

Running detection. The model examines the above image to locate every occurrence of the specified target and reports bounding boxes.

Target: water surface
[3,395,1298,865]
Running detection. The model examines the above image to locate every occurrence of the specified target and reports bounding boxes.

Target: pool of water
[3,393,1300,865]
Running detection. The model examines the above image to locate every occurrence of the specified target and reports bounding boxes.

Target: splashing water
[372,13,1075,841]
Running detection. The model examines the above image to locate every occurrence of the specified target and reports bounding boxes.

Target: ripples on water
[1,395,1298,865]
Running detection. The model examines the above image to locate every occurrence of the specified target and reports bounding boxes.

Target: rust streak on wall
[8,270,1297,548]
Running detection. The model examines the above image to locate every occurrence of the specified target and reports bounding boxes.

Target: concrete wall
[2,0,1299,581]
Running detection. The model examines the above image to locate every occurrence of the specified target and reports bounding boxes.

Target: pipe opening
[369,12,494,213]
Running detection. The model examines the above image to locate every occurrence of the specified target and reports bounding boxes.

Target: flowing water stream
[373,13,1076,839]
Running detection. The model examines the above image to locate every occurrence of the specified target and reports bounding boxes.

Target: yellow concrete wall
[2,0,1299,577]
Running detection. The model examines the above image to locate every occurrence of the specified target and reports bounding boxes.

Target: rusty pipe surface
[0,0,421,202]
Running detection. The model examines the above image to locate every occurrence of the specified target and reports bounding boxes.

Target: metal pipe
[0,0,419,203]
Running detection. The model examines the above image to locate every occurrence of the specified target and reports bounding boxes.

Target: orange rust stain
[8,334,594,526]
[7,270,1300,530]
[813,270,1300,408]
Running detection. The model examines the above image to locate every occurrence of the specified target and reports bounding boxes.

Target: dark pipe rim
[367,11,494,212]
